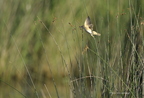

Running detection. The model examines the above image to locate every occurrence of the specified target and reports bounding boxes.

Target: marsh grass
[0,0,144,98]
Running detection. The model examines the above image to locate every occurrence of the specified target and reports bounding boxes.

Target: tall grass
[0,0,143,98]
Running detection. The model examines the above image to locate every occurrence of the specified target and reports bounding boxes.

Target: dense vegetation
[0,0,143,97]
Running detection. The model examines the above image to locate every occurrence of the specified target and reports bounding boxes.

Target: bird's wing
[88,24,93,30]
[92,31,101,36]
[84,16,93,30]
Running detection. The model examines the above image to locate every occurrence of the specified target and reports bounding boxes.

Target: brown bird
[80,16,101,37]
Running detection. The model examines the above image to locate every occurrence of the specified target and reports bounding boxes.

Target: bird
[80,16,101,37]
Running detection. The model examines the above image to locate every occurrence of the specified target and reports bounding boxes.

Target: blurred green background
[0,0,144,98]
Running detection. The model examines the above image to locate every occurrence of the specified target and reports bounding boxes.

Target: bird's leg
[90,33,94,37]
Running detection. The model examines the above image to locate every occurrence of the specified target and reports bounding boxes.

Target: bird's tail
[92,31,101,36]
